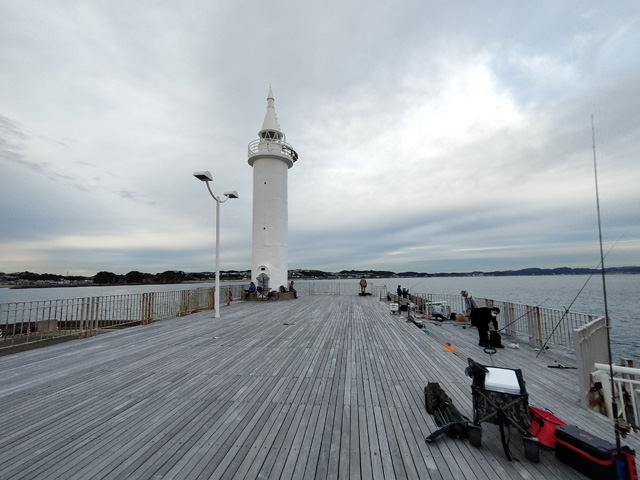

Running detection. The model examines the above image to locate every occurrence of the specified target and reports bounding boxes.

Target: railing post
[90,297,98,336]
[180,291,188,316]
[504,303,514,338]
[535,306,543,348]
[80,298,88,337]
[141,293,154,325]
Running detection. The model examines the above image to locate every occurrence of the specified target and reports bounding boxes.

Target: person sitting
[432,305,446,321]
[289,280,298,299]
[245,281,256,299]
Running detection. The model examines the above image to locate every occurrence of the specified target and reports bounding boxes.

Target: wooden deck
[0,295,637,479]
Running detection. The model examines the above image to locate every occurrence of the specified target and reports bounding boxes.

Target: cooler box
[465,358,539,462]
[555,425,618,480]
[483,367,521,394]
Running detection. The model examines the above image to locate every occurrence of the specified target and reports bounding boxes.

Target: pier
[0,294,637,479]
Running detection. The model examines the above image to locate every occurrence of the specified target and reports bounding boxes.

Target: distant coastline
[1,266,639,289]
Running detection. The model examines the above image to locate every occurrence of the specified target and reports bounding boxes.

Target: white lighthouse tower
[248,88,298,292]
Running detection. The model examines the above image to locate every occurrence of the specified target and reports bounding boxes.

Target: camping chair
[465,358,540,462]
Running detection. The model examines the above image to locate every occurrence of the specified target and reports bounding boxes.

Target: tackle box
[555,425,618,479]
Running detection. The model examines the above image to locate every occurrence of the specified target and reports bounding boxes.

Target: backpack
[490,330,504,348]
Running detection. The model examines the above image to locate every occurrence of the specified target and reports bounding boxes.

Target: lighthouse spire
[259,87,283,141]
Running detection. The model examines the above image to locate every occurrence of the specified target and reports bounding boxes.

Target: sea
[1,275,638,365]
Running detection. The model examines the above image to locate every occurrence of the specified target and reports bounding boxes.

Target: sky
[1,1,639,276]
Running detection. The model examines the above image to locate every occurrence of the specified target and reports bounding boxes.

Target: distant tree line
[93,270,249,285]
[2,271,89,282]
[2,266,639,287]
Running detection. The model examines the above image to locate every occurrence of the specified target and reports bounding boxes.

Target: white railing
[247,139,298,162]
[593,363,640,430]
[296,281,386,297]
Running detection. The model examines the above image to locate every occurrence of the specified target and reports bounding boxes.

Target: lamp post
[193,171,238,318]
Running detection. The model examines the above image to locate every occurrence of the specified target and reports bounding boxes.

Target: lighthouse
[248,88,298,292]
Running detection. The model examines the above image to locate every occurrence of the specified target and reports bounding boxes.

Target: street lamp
[193,170,238,318]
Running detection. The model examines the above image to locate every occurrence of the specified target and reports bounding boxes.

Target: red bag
[529,406,567,448]
[622,446,638,480]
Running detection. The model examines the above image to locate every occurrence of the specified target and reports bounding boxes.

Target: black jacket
[469,307,498,330]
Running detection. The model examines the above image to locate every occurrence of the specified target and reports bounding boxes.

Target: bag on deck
[555,424,637,480]
[529,406,566,448]
[623,446,638,480]
[424,382,470,440]
[489,330,504,348]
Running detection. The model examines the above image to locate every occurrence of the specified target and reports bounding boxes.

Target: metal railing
[296,281,387,297]
[0,286,240,349]
[388,291,596,351]
[0,282,597,354]
[247,139,298,162]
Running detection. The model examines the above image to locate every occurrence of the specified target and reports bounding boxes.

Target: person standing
[360,277,367,295]
[470,307,500,347]
[461,290,478,317]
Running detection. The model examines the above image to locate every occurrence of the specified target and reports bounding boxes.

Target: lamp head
[193,171,213,182]
[224,191,239,199]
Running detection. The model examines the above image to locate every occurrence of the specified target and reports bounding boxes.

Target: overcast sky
[1,1,639,276]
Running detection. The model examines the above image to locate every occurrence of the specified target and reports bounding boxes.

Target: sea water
[1,275,638,364]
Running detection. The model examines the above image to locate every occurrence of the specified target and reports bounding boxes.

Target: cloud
[0,1,639,276]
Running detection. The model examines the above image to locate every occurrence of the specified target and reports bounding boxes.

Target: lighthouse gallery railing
[247,139,298,162]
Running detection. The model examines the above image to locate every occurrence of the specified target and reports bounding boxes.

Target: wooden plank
[0,295,638,480]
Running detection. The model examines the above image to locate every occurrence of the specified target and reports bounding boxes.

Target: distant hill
[2,266,639,287]
[290,266,640,278]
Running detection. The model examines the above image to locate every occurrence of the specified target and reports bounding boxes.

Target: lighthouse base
[245,291,296,301]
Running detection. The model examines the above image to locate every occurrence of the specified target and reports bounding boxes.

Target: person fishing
[461,290,478,317]
[470,307,500,347]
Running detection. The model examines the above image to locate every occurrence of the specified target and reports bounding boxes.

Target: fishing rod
[591,115,621,453]
[403,278,426,294]
[497,297,550,333]
[534,234,621,358]
[534,272,596,358]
